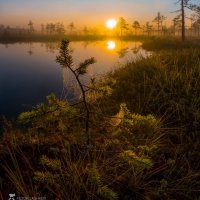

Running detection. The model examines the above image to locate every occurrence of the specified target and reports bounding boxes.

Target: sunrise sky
[0,0,195,29]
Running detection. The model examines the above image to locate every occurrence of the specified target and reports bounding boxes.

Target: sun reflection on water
[107,41,116,50]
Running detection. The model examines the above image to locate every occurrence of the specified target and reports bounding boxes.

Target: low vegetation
[142,36,200,51]
[0,40,200,200]
[0,34,108,43]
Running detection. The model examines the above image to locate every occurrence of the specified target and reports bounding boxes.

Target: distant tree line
[115,1,200,39]
[0,1,199,40]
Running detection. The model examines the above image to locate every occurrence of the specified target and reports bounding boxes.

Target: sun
[106,19,117,29]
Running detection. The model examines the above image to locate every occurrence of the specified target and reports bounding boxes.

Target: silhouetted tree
[174,0,198,40]
[145,22,153,36]
[45,23,57,35]
[194,5,200,16]
[56,22,65,35]
[118,17,129,37]
[132,21,140,35]
[5,26,11,35]
[28,20,34,33]
[68,22,75,35]
[180,0,188,40]
[153,12,166,35]
[0,24,4,35]
[172,15,181,35]
[190,8,200,36]
[50,23,56,34]
[191,4,200,36]
[192,20,200,36]
[45,24,50,34]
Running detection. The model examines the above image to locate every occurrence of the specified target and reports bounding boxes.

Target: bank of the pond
[142,36,200,51]
[0,34,150,44]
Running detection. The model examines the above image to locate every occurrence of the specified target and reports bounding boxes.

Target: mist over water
[0,40,149,118]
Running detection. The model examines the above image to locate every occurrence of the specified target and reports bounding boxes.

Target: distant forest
[0,1,200,38]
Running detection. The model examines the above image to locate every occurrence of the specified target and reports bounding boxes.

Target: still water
[0,40,149,118]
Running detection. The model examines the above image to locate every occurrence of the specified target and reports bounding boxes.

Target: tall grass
[142,36,200,51]
[101,48,200,199]
[105,49,200,131]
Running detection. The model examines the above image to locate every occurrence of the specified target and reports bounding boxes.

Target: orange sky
[0,0,195,29]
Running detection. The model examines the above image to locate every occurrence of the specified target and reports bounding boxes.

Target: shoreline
[0,34,162,44]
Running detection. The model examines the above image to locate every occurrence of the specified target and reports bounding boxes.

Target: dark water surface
[0,40,149,119]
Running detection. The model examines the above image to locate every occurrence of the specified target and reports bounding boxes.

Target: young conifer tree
[56,39,96,146]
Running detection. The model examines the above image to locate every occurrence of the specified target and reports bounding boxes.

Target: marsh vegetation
[0,38,200,199]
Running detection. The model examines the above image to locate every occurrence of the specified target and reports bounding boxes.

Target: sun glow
[106,19,117,29]
[107,41,116,50]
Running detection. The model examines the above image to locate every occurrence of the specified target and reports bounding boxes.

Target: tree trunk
[181,0,186,41]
